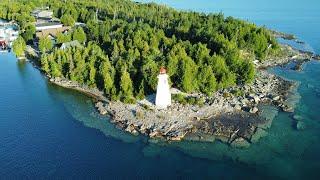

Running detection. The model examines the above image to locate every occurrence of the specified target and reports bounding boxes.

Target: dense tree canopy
[1,0,281,103]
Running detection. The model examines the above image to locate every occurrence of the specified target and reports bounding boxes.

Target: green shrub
[231,89,245,97]
[172,94,205,106]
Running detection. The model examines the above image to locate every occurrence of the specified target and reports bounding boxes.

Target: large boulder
[251,128,268,143]
[183,133,200,141]
[95,102,107,115]
[272,96,280,101]
[296,121,306,131]
[282,105,294,112]
[254,96,260,104]
[293,114,303,121]
[250,107,259,114]
[234,104,242,111]
[199,134,215,143]
[230,137,250,148]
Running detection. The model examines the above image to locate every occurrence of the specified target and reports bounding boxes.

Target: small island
[2,0,318,147]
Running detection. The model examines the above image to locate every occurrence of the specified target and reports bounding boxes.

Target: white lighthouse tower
[155,67,171,109]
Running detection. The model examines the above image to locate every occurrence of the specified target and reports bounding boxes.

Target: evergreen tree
[39,37,53,53]
[22,24,35,43]
[40,54,50,73]
[72,27,87,44]
[56,32,71,44]
[49,60,62,77]
[60,14,75,26]
[179,55,198,93]
[98,58,115,95]
[119,68,134,103]
[141,58,158,92]
[197,65,217,95]
[12,36,26,57]
[238,60,255,84]
[87,57,96,87]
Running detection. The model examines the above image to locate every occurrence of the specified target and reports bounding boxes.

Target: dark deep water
[1,0,320,179]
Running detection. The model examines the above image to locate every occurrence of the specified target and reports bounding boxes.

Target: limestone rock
[250,107,259,114]
[95,102,107,115]
[234,104,242,111]
[254,96,260,104]
[231,137,251,148]
[296,121,306,131]
[198,134,215,143]
[293,115,303,121]
[282,105,294,112]
[251,128,268,143]
[273,96,280,101]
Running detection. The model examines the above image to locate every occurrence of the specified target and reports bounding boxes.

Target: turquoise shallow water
[0,0,320,179]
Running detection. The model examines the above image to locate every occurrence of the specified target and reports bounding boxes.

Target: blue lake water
[1,0,320,179]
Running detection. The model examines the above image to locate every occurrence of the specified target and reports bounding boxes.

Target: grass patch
[172,94,205,106]
[231,89,245,97]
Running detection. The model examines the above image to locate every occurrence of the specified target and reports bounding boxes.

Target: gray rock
[241,98,249,105]
[273,96,280,101]
[231,137,251,148]
[256,119,273,129]
[296,121,306,130]
[183,133,200,141]
[216,136,229,143]
[250,107,259,114]
[95,102,108,115]
[293,115,303,121]
[254,96,260,104]
[234,104,242,111]
[282,105,294,112]
[199,134,215,143]
[251,128,268,143]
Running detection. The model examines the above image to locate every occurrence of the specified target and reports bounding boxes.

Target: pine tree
[60,14,75,26]
[39,37,52,53]
[40,54,50,74]
[197,65,217,96]
[49,60,62,77]
[12,36,26,57]
[72,27,87,44]
[99,58,114,95]
[179,55,198,93]
[119,68,134,103]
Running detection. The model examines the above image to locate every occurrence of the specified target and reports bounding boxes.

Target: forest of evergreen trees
[1,0,280,103]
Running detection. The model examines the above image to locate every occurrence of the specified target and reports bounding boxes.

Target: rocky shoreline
[31,42,316,148]
[258,44,318,69]
[93,70,298,147]
[48,77,109,102]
